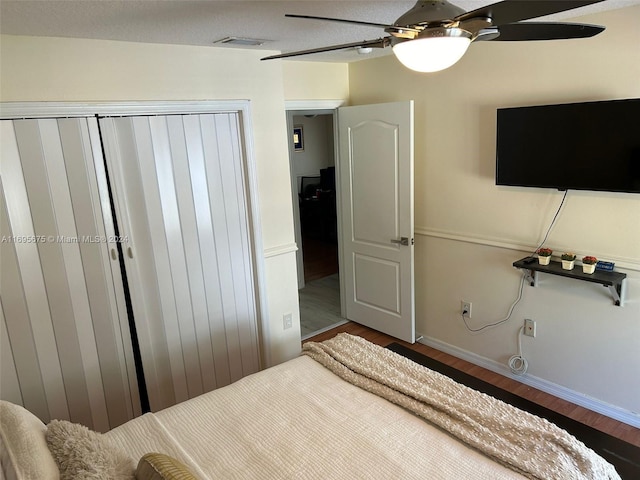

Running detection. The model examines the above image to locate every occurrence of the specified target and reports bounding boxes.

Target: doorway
[287,109,346,339]
[288,100,415,343]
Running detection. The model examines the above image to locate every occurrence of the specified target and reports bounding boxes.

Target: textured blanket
[303,334,621,480]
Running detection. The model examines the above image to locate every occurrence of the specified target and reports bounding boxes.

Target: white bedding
[106,355,526,479]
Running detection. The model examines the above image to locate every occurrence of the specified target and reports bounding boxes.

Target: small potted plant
[536,247,553,265]
[582,256,598,274]
[561,252,576,270]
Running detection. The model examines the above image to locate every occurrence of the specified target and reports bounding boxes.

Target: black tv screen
[496,98,640,194]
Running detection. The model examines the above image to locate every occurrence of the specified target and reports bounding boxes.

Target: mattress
[106,355,526,479]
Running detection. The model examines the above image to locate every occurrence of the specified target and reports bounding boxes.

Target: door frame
[0,100,271,366]
[285,100,346,318]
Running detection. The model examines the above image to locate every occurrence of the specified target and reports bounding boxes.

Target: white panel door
[338,102,415,343]
[0,118,139,431]
[100,113,260,412]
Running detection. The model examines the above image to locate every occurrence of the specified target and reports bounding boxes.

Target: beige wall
[0,35,315,365]
[349,6,640,419]
[282,61,349,101]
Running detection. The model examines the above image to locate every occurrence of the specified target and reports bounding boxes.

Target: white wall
[0,35,350,367]
[348,6,640,421]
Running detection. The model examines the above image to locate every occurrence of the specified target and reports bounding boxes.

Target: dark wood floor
[304,321,640,448]
[301,234,338,283]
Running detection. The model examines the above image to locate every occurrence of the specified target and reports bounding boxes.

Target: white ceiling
[2,0,638,62]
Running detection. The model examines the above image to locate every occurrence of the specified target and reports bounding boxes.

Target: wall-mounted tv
[496,98,640,194]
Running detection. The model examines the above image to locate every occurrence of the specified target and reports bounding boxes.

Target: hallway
[299,235,343,338]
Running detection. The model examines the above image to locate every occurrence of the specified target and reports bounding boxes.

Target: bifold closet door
[100,114,260,412]
[0,118,140,431]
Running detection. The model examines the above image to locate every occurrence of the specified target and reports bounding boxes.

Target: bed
[0,334,621,480]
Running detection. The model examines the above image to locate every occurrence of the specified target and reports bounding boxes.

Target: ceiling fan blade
[261,38,391,61]
[488,22,605,41]
[456,0,606,26]
[284,14,420,35]
[285,14,392,30]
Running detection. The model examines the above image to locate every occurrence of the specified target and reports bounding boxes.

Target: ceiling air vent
[214,37,269,47]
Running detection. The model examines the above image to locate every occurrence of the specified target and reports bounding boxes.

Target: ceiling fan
[261,0,606,72]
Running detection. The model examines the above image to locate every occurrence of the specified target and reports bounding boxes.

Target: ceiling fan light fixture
[392,27,472,73]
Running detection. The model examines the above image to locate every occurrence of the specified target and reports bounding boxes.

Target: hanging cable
[505,192,567,375]
[460,191,568,377]
[534,190,568,253]
[461,272,526,332]
[508,327,528,375]
[461,190,569,333]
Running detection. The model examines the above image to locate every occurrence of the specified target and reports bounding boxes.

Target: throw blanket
[303,334,620,480]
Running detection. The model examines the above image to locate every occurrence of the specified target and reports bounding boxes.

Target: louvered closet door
[100,114,260,412]
[0,118,140,431]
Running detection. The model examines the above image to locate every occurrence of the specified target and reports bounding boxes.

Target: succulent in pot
[536,247,553,265]
[561,252,576,270]
[582,255,597,274]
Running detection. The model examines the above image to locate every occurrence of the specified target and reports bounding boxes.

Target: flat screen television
[496,98,640,194]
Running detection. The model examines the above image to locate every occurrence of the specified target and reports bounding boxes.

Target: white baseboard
[417,334,640,429]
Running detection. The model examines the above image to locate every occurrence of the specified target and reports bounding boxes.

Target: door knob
[390,237,410,246]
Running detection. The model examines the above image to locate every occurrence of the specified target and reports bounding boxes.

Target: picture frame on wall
[293,125,304,151]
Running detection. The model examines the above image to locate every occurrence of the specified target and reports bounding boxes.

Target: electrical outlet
[461,301,472,318]
[524,318,536,337]
[283,313,293,330]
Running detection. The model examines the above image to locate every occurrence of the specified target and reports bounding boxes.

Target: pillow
[135,453,197,480]
[45,420,134,480]
[0,400,59,480]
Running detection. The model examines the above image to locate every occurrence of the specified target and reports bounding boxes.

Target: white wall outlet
[524,318,536,337]
[461,301,472,318]
[283,313,293,330]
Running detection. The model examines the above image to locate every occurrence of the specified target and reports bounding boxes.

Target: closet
[0,105,261,430]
